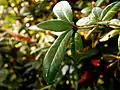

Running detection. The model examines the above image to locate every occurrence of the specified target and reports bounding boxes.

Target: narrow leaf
[118,35,120,52]
[100,29,120,42]
[75,33,83,51]
[37,19,73,32]
[95,0,105,7]
[71,33,83,62]
[101,1,120,21]
[43,30,72,84]
[53,1,73,23]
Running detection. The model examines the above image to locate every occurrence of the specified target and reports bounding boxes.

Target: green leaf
[53,1,73,23]
[109,19,120,28]
[0,69,9,82]
[118,35,120,52]
[37,19,73,32]
[101,1,120,21]
[0,0,8,5]
[92,7,103,20]
[100,29,120,42]
[0,54,3,68]
[71,33,83,62]
[80,48,99,61]
[75,33,83,51]
[76,15,97,26]
[95,0,105,7]
[43,30,72,84]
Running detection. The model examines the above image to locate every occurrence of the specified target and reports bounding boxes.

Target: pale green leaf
[109,19,120,28]
[53,1,73,23]
[43,30,72,84]
[92,7,103,20]
[100,29,120,42]
[37,19,73,32]
[101,1,120,21]
[76,15,97,26]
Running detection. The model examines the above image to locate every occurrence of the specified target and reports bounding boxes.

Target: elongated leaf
[80,48,99,62]
[75,33,83,51]
[100,29,120,42]
[71,33,83,62]
[101,1,120,21]
[37,19,73,32]
[95,0,105,7]
[53,1,73,23]
[43,30,72,84]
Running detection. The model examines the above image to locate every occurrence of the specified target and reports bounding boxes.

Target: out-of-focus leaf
[43,30,72,84]
[100,29,120,42]
[92,7,103,20]
[28,25,42,30]
[0,69,9,82]
[95,0,105,7]
[37,20,73,32]
[81,7,92,16]
[0,0,7,5]
[53,1,73,23]
[25,60,42,73]
[101,1,120,21]
[0,54,3,68]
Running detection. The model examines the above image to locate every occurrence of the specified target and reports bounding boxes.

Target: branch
[77,25,98,29]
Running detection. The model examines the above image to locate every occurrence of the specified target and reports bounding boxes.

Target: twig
[77,25,98,29]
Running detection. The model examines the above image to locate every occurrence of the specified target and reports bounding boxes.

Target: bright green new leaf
[92,7,103,20]
[101,1,120,21]
[37,19,73,32]
[53,1,73,23]
[100,29,120,42]
[95,0,105,7]
[43,30,72,84]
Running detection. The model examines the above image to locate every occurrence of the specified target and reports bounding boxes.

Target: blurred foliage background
[0,0,120,90]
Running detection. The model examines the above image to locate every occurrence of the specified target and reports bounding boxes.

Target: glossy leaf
[75,33,83,51]
[43,30,72,84]
[109,19,120,28]
[71,33,83,62]
[101,1,120,21]
[80,48,99,61]
[53,1,73,23]
[76,16,97,26]
[100,29,120,42]
[37,19,73,32]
